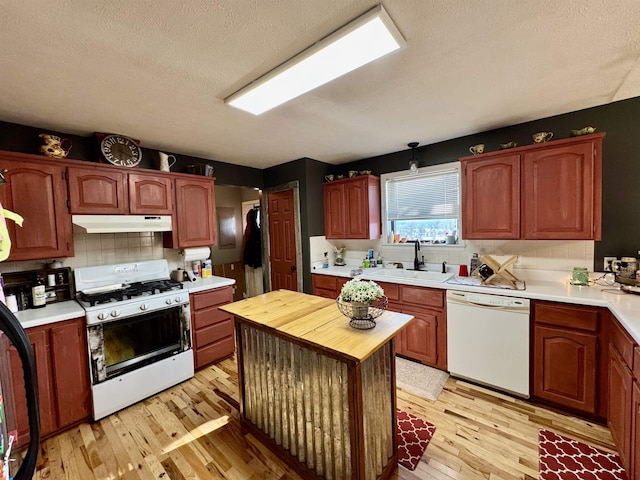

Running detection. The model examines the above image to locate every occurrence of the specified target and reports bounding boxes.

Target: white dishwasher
[446,290,530,397]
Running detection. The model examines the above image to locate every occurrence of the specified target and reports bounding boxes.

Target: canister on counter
[202,259,212,277]
[192,260,201,278]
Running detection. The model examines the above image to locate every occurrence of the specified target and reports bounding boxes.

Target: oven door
[87,304,190,384]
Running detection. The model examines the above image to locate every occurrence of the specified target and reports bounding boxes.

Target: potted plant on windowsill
[337,278,387,329]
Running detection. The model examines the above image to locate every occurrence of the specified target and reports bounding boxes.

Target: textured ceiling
[1,0,639,168]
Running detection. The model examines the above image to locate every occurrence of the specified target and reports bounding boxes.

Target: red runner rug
[397,409,436,471]
[539,429,628,480]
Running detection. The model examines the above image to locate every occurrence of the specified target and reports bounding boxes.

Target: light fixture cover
[225,5,405,115]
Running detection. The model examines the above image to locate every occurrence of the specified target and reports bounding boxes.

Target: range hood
[72,215,172,234]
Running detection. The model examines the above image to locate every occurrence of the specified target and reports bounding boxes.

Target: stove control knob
[175,296,182,303]
[110,310,120,318]
[166,298,173,305]
[97,312,107,321]
[140,304,148,311]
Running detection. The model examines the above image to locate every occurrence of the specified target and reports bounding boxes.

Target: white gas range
[74,260,194,420]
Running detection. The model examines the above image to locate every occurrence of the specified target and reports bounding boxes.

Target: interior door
[268,189,297,291]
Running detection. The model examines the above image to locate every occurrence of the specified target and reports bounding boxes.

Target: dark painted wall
[263,158,331,293]
[0,120,264,188]
[326,96,640,270]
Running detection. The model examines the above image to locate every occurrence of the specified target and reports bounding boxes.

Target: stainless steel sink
[364,269,454,283]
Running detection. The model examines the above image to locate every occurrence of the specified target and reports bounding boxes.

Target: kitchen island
[220,289,413,480]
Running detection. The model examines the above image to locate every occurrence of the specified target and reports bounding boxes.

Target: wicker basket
[336,296,388,330]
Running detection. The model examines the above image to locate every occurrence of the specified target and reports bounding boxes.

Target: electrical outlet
[604,256,617,271]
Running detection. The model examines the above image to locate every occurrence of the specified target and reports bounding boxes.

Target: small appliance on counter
[333,246,346,266]
[612,257,639,286]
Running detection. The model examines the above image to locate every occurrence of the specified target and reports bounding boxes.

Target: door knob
[290,265,297,271]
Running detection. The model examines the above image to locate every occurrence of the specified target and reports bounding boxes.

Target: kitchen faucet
[414,239,425,270]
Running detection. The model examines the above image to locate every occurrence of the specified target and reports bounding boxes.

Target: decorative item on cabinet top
[95,132,142,168]
[38,133,72,159]
[2,267,73,310]
[570,126,597,136]
[499,141,518,149]
[324,170,374,181]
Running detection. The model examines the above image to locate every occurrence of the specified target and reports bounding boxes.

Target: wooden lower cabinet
[398,306,438,365]
[608,317,636,473]
[533,325,597,414]
[393,285,446,370]
[632,377,640,480]
[1,318,91,445]
[191,286,235,369]
[311,274,347,299]
[532,301,605,417]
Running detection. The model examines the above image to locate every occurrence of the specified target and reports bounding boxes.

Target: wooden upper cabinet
[324,182,347,239]
[323,175,380,240]
[460,133,604,240]
[67,166,128,214]
[128,172,173,215]
[461,154,520,239]
[164,176,217,248]
[522,141,601,239]
[0,158,73,261]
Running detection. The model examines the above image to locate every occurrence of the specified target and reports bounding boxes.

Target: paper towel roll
[185,270,198,282]
[180,247,211,262]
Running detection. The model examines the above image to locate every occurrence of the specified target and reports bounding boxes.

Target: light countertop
[312,265,640,344]
[220,289,413,362]
[12,275,236,329]
[182,275,236,293]
[13,300,86,329]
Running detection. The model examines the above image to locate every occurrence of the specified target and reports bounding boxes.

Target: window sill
[382,242,466,248]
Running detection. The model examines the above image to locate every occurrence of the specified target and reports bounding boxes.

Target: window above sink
[381,162,461,246]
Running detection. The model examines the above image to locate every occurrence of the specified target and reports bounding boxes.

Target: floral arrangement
[339,278,384,304]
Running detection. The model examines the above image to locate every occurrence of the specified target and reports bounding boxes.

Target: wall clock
[99,134,142,167]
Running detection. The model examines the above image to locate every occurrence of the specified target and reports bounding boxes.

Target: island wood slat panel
[220,290,413,480]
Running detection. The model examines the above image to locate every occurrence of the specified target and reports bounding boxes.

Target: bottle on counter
[377,253,383,267]
[470,253,479,274]
[363,257,370,268]
[322,252,329,268]
[31,274,46,309]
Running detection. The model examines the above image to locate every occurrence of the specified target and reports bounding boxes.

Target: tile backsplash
[0,233,185,274]
[310,236,595,272]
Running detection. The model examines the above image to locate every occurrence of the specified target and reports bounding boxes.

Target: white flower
[339,279,384,303]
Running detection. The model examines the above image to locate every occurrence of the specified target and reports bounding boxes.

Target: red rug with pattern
[397,409,436,470]
[539,429,628,480]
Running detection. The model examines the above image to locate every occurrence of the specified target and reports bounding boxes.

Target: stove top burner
[77,279,183,307]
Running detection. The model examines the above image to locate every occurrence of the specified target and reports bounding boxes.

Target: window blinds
[386,168,460,221]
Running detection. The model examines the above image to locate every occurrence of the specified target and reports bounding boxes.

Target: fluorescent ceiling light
[225,5,405,115]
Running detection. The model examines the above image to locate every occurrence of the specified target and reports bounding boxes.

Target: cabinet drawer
[195,319,234,348]
[313,275,338,290]
[400,286,443,308]
[313,288,336,299]
[195,336,235,368]
[377,282,399,301]
[193,308,232,330]
[533,302,598,332]
[611,318,635,368]
[191,287,233,310]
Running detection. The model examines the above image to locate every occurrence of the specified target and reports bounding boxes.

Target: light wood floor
[29,356,616,480]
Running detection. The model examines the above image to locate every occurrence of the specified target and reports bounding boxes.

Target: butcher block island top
[220,290,414,480]
[219,289,414,362]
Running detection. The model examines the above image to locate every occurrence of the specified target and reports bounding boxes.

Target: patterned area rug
[397,409,436,471]
[396,357,449,401]
[539,429,628,480]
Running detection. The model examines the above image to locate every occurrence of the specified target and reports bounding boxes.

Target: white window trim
[380,161,463,246]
